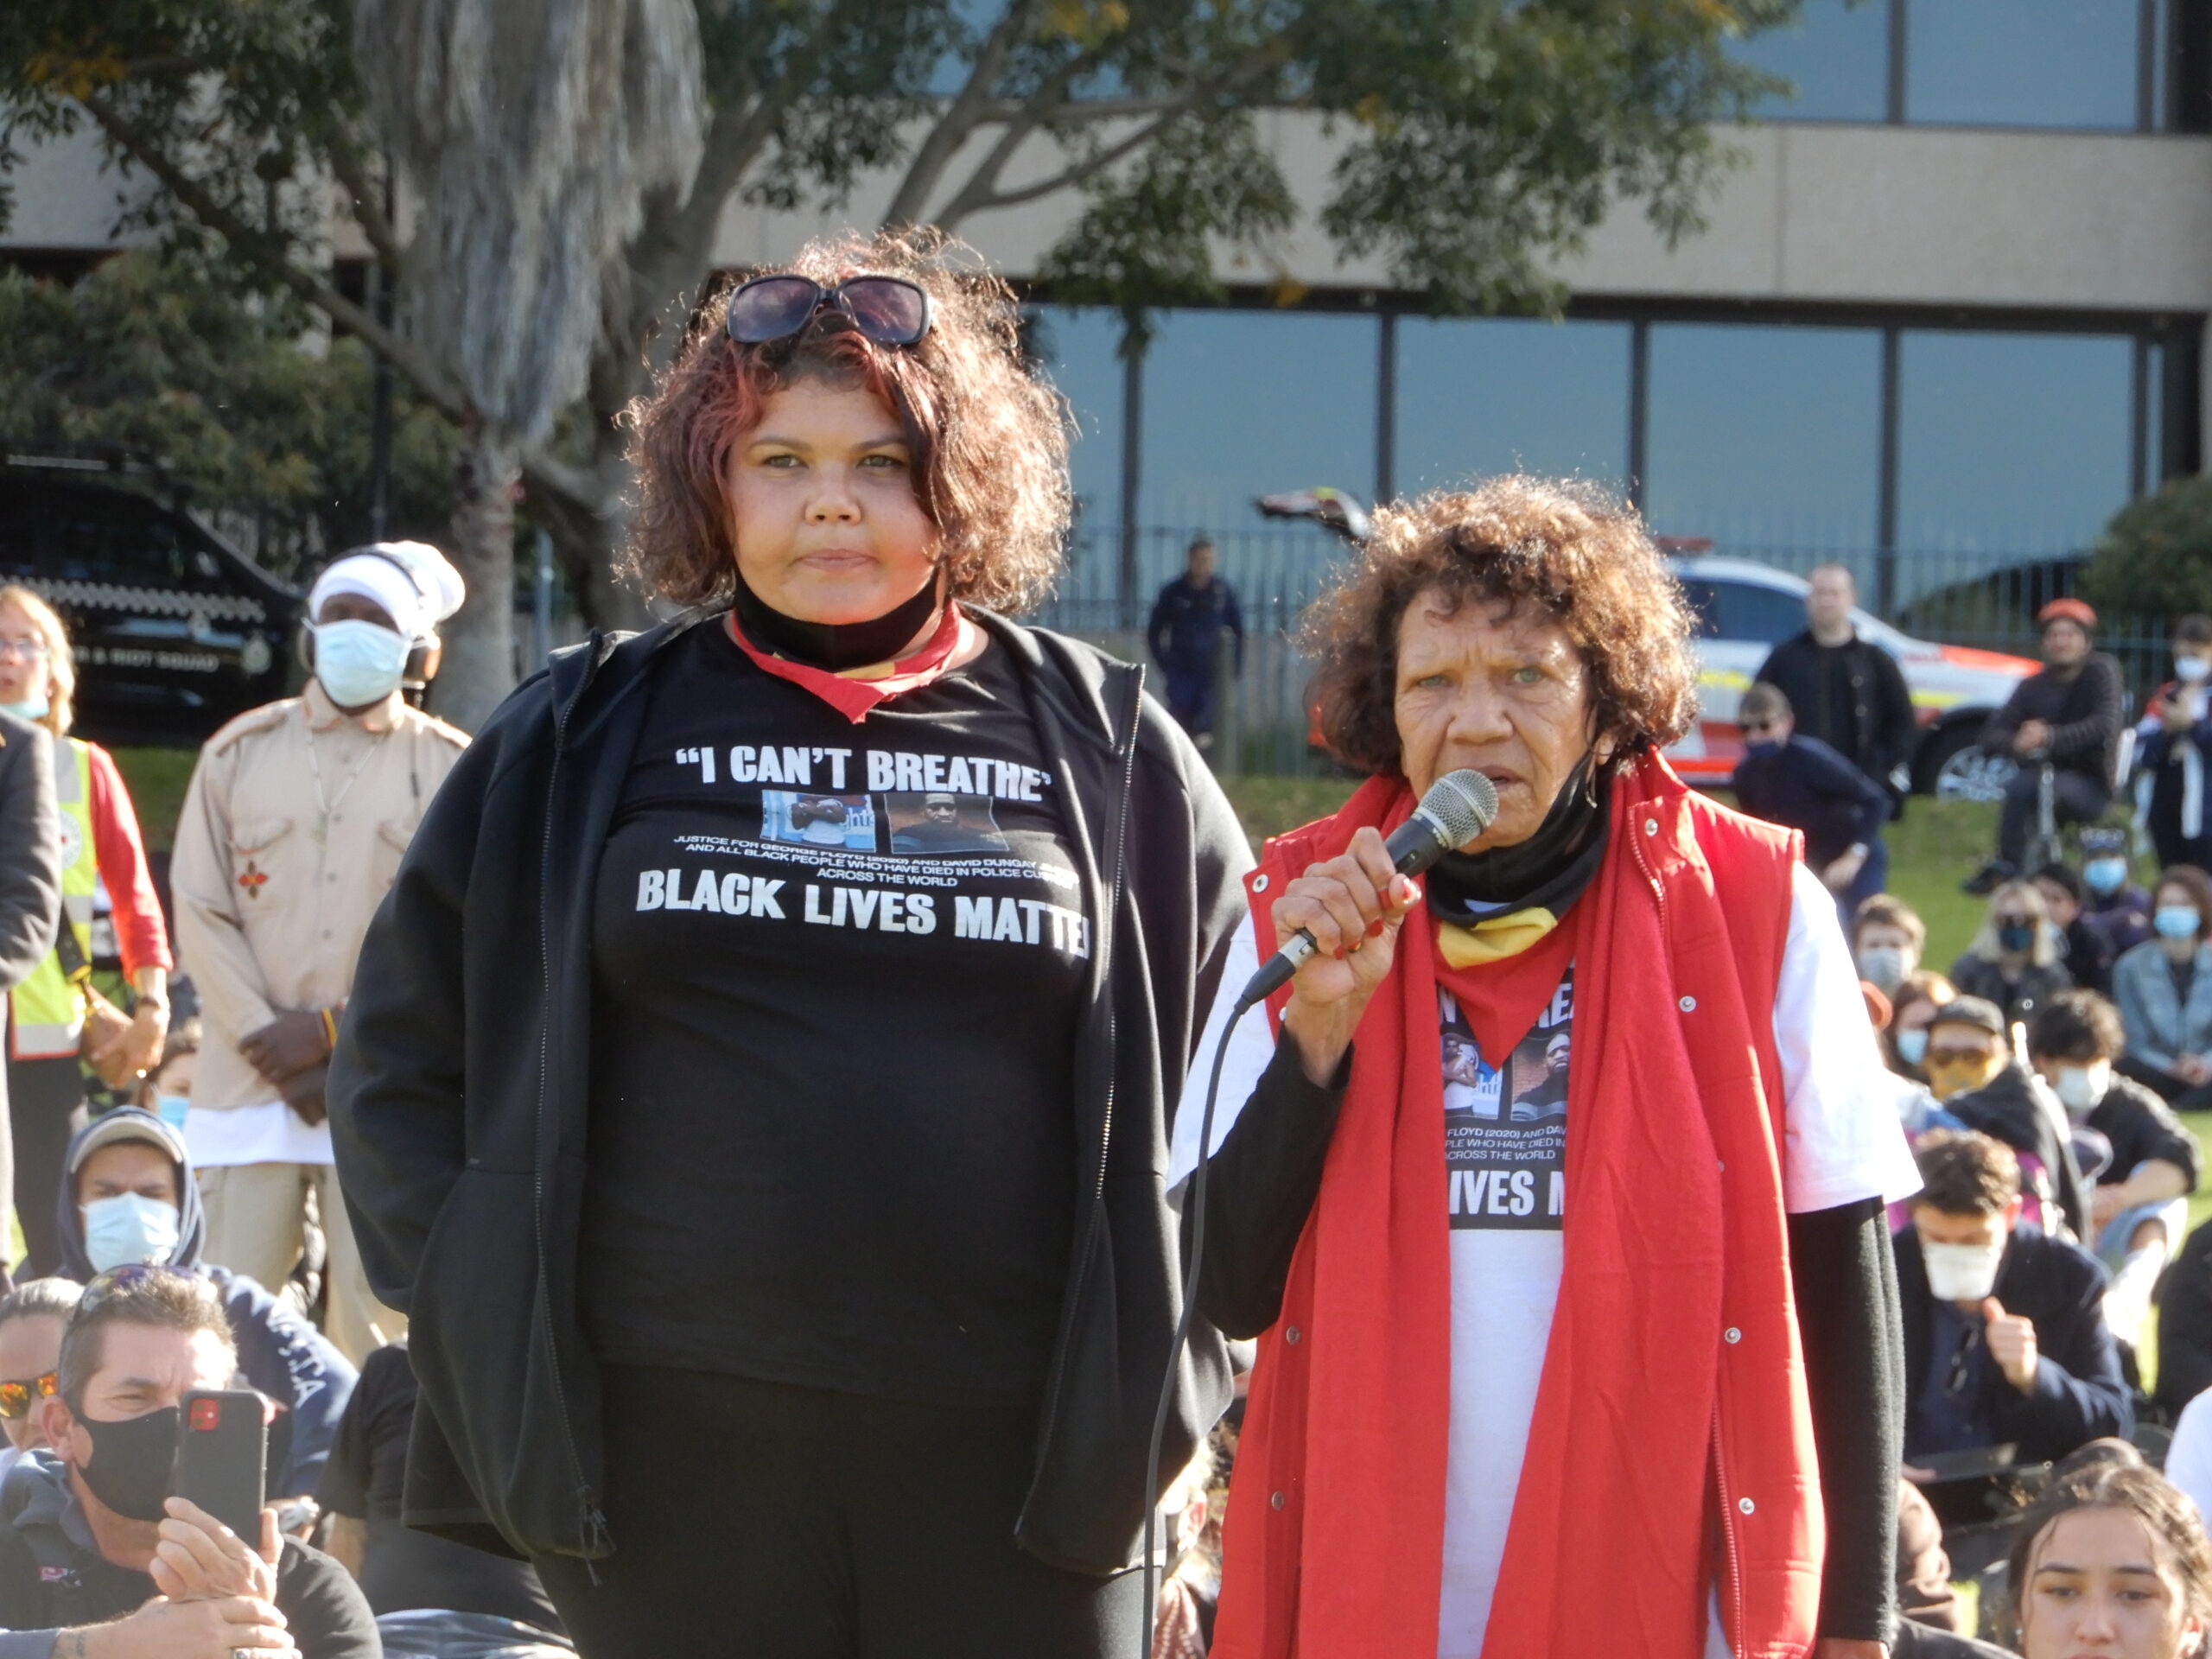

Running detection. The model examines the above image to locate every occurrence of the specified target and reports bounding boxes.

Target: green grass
[106,746,199,853]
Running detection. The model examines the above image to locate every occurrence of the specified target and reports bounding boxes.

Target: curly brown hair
[620,228,1071,613]
[1301,477,1699,778]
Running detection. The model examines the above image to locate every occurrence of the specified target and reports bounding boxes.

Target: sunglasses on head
[73,1263,188,1322]
[0,1373,54,1421]
[725,275,932,348]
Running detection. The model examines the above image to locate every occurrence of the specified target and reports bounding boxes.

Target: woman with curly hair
[1167,477,1921,1659]
[328,231,1252,1655]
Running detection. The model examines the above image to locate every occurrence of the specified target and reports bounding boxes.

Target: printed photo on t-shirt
[760,791,878,851]
[883,791,1010,856]
[1441,973,1572,1231]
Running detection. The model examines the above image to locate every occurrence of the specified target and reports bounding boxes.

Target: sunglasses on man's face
[725,275,932,347]
[1739,720,1777,737]
[0,1373,56,1421]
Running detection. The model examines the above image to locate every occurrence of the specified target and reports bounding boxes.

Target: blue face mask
[2158,906,2202,942]
[1998,922,2036,954]
[0,697,48,721]
[1743,739,1782,760]
[80,1192,181,1274]
[2084,857,2129,896]
[1895,1028,1929,1066]
[153,1094,189,1131]
[314,620,410,709]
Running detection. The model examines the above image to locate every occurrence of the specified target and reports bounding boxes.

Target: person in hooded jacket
[2134,614,2212,873]
[1951,880,2073,1032]
[2080,826,2154,957]
[52,1108,353,1504]
[1922,998,2089,1244]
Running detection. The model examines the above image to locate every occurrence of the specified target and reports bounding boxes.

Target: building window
[1905,0,2144,129]
[1737,0,1891,123]
[1136,308,1379,535]
[1392,317,1632,497]
[1028,307,1123,535]
[1895,331,2135,570]
[1642,323,1884,563]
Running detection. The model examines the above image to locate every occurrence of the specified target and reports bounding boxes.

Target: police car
[0,448,301,747]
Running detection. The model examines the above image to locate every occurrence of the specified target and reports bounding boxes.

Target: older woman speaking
[1170,480,1920,1659]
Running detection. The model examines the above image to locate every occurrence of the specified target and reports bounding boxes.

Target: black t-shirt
[316,1343,563,1628]
[580,622,1087,1403]
[2088,1074,2203,1189]
[0,1521,378,1659]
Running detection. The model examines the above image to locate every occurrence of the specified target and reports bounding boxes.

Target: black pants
[1995,767,2108,865]
[534,1368,1142,1659]
[2,1054,79,1277]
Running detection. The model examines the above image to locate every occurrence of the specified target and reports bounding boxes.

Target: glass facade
[1738,0,1891,122]
[1028,307,1124,529]
[1392,317,1632,495]
[1643,324,1884,555]
[1905,0,2143,129]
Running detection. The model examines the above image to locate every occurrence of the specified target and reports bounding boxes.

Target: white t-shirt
[1168,861,1923,1658]
[2164,1388,2212,1524]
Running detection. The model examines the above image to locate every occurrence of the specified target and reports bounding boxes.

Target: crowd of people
[7,229,2212,1659]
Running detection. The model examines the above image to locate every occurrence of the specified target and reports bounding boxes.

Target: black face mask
[73,1404,179,1522]
[730,569,943,673]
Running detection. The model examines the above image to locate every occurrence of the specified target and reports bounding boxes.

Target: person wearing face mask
[2032,861,2116,999]
[130,1023,194,1137]
[1730,682,1894,921]
[48,1109,354,1510]
[2026,990,2199,1349]
[0,1279,80,1487]
[2112,867,2212,1109]
[1920,998,2089,1243]
[0,1263,378,1658]
[1886,971,1958,1084]
[2081,826,2155,956]
[1897,1129,2130,1476]
[1950,879,2073,1031]
[0,587,174,1283]
[2135,614,2212,874]
[168,543,467,1366]
[1853,895,1927,1001]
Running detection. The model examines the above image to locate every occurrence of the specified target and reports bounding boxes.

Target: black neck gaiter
[1425,756,1611,927]
[730,569,944,673]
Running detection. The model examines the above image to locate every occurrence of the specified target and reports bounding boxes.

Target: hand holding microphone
[1255,771,1498,1083]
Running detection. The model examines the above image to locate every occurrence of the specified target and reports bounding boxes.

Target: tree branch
[321,126,400,270]
[880,0,1036,228]
[919,39,1108,231]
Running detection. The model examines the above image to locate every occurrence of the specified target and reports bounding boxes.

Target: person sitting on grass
[1853,894,1928,1000]
[1896,1130,2131,1473]
[0,1262,378,1658]
[2080,825,2153,956]
[1952,880,2073,1032]
[1920,999,2088,1243]
[1729,681,1891,918]
[0,1280,78,1486]
[2025,989,2200,1348]
[1887,971,1959,1089]
[2112,863,2212,1109]
[2032,861,2116,1000]
[2002,1459,2210,1659]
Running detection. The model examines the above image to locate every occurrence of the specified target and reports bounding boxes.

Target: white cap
[308,542,466,642]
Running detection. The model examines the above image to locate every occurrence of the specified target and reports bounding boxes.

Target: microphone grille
[1421,770,1500,849]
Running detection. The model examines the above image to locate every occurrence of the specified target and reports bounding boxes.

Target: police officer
[169,543,468,1363]
[1146,537,1243,748]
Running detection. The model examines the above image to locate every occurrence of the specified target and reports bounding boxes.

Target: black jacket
[1895,1220,2132,1465]
[1945,1061,2090,1243]
[2155,1215,2212,1418]
[1730,734,1890,868]
[1755,631,1916,799]
[1977,654,2125,788]
[327,610,1252,1574]
[2087,1073,2201,1192]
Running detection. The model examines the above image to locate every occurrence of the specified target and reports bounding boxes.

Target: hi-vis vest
[10,738,95,1059]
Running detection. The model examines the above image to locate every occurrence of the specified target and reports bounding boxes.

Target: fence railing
[1032,526,2180,775]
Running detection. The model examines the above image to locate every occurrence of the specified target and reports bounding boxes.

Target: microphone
[1235,768,1499,1009]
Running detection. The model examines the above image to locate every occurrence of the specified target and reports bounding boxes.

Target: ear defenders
[297,547,445,687]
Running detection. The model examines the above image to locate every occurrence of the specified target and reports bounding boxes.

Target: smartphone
[171,1389,266,1541]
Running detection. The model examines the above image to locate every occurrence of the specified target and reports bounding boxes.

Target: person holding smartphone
[330,231,1251,1656]
[0,1263,376,1658]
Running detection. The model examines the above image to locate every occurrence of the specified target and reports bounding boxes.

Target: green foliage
[2080,473,2212,621]
[0,251,457,581]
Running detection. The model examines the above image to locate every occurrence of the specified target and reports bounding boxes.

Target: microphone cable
[1141,983,1259,1658]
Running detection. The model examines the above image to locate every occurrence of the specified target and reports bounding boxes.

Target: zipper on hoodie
[536,639,611,1570]
[1018,662,1144,1532]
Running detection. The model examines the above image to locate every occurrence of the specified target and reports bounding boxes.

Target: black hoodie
[327,610,1252,1573]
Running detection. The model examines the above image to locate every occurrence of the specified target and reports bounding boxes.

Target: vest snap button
[1678,995,1696,1012]
[1284,1325,1301,1344]
[1738,1497,1756,1516]
[1725,1326,1742,1344]
[1644,818,1658,836]
[1252,874,1270,893]
[1271,1491,1287,1510]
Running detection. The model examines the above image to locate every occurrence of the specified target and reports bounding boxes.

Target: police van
[0,447,301,747]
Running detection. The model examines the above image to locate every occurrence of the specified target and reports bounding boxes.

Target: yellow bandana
[1435,906,1561,969]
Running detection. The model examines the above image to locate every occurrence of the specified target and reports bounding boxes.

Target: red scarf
[1211,756,1821,1659]
[723,601,967,722]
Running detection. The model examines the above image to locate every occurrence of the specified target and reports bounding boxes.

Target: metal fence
[1031,525,2183,775]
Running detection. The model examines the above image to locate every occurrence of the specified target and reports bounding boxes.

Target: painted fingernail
[1332,945,1345,960]
[1367,918,1385,938]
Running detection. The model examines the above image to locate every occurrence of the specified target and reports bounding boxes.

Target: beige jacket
[171,681,468,1115]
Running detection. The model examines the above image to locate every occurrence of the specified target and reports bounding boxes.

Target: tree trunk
[435,422,524,731]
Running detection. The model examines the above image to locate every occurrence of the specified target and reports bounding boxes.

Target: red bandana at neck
[723,601,967,723]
